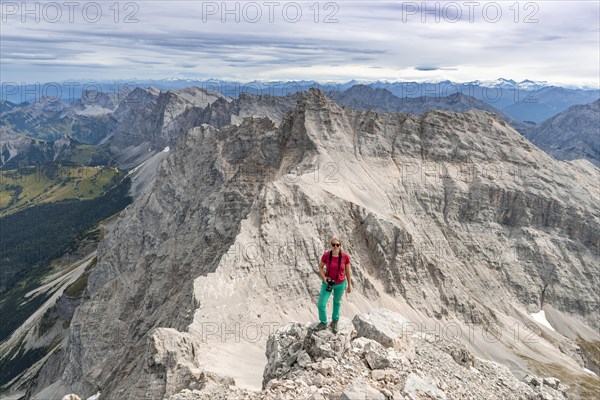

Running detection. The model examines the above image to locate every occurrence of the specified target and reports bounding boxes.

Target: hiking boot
[331,319,339,334]
[313,322,328,331]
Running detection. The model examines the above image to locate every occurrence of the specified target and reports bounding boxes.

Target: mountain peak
[298,87,342,112]
[307,86,328,99]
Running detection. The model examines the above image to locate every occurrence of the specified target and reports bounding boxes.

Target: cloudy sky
[1,1,599,87]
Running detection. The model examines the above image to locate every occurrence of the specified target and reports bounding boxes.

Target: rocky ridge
[158,309,570,400]
[327,85,534,134]
[526,99,600,167]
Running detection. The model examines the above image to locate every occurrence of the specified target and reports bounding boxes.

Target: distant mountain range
[1,84,598,187]
[2,78,598,123]
[0,96,112,144]
[326,84,535,135]
[366,79,600,122]
[0,131,84,168]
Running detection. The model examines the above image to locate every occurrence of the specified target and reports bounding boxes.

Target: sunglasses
[331,243,341,247]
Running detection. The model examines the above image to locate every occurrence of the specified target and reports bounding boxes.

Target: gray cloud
[0,1,598,86]
[29,62,110,68]
[415,66,439,71]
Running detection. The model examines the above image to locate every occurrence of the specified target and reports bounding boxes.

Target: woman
[314,236,352,334]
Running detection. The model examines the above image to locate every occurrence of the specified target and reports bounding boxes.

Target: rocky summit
[19,88,600,400]
[77,309,569,400]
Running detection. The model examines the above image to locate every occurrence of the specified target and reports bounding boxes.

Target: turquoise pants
[318,280,347,323]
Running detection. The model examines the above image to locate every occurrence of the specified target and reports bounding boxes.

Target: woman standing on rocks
[314,236,352,334]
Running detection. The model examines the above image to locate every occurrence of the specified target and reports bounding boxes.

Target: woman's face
[331,241,341,251]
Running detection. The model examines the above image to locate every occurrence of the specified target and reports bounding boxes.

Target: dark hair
[326,249,343,281]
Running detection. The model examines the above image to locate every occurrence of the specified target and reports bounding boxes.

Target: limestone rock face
[71,88,131,116]
[26,89,599,400]
[106,86,227,167]
[104,89,296,195]
[200,92,301,128]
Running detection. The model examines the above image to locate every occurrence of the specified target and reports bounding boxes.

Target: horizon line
[3,77,600,91]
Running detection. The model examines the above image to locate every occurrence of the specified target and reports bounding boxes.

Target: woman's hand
[347,284,352,293]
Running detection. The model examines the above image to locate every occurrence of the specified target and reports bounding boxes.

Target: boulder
[341,379,386,400]
[523,374,541,387]
[263,322,309,387]
[352,310,414,361]
[297,350,312,368]
[314,359,337,377]
[364,341,392,370]
[371,369,386,381]
[403,372,447,400]
[450,348,475,368]
[543,377,560,390]
[349,337,379,356]
[304,318,356,361]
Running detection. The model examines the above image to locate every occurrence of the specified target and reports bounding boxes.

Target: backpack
[327,250,343,281]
